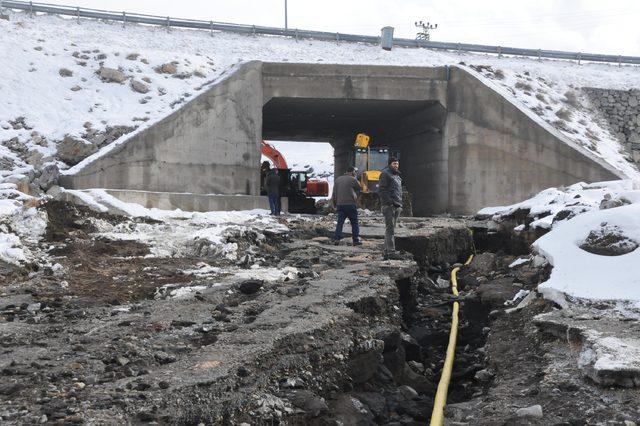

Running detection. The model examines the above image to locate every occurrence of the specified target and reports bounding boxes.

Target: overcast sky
[41,0,640,55]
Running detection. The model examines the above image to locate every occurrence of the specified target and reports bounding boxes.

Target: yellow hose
[429,254,474,426]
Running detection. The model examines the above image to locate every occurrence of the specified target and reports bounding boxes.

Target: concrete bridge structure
[61,62,623,215]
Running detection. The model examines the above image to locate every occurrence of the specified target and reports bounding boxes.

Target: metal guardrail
[2,0,640,66]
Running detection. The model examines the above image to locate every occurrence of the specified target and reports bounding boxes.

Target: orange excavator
[261,140,329,214]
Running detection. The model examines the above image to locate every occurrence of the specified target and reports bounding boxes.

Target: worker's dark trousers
[382,204,401,253]
[334,204,360,242]
[268,194,281,215]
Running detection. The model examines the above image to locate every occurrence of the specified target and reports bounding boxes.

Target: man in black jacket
[265,167,281,215]
[378,157,402,259]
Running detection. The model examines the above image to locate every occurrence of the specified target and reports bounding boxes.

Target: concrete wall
[61,61,626,215]
[386,105,448,216]
[61,61,264,196]
[445,68,622,213]
[262,63,448,105]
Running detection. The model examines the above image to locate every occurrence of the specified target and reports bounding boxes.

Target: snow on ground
[263,141,335,196]
[63,188,287,258]
[479,179,640,305]
[0,197,47,265]
[1,7,639,191]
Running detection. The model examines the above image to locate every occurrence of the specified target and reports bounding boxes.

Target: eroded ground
[1,202,639,425]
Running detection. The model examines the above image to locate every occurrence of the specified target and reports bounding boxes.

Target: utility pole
[415,20,437,41]
[285,0,288,29]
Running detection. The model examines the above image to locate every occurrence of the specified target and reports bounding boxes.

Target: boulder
[580,226,638,256]
[34,164,60,191]
[477,277,519,308]
[516,404,543,418]
[98,67,127,83]
[56,135,97,165]
[156,62,177,74]
[131,79,150,94]
[238,279,263,294]
[467,252,497,275]
[58,68,73,77]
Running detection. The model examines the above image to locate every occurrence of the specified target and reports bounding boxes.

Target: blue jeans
[334,204,360,242]
[268,194,281,215]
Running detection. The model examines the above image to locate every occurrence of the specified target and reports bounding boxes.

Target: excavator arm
[261,140,288,169]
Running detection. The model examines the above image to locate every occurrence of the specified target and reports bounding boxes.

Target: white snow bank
[479,179,640,230]
[534,201,640,303]
[65,188,288,261]
[0,200,48,265]
[480,179,640,304]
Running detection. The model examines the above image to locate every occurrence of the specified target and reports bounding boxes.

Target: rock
[331,395,374,425]
[34,164,59,191]
[126,53,139,60]
[580,225,638,256]
[156,62,177,74]
[349,350,383,384]
[288,390,329,417]
[477,277,519,308]
[0,14,9,21]
[26,150,44,166]
[70,85,82,91]
[467,252,496,275]
[154,352,176,364]
[397,385,418,400]
[238,279,263,294]
[56,136,96,165]
[130,79,149,94]
[516,404,543,418]
[115,356,129,366]
[141,76,152,83]
[58,68,73,77]
[474,369,494,382]
[158,380,170,389]
[98,67,127,83]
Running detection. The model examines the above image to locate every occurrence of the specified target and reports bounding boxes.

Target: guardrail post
[336,32,340,45]
[166,16,170,31]
[29,1,33,15]
[209,20,213,36]
[618,56,622,68]
[577,52,581,65]
[122,11,126,28]
[537,49,541,61]
[497,46,502,58]
[76,6,80,24]
[457,42,461,55]
[252,24,256,36]
[295,28,298,42]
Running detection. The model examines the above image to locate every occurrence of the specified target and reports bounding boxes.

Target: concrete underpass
[61,62,623,214]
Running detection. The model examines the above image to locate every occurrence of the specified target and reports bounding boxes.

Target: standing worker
[265,166,282,215]
[378,157,403,259]
[331,166,363,246]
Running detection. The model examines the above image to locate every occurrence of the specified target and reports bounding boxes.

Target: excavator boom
[261,140,288,170]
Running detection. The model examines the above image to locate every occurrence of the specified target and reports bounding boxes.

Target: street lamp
[285,0,288,29]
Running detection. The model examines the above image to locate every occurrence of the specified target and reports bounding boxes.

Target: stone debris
[516,404,543,418]
[98,66,127,83]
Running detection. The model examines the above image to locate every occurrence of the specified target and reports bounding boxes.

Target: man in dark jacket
[331,166,362,246]
[378,157,402,259]
[265,167,281,215]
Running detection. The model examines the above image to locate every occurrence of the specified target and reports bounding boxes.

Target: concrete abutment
[61,62,622,214]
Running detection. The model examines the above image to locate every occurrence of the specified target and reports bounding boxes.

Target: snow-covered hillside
[1,7,640,186]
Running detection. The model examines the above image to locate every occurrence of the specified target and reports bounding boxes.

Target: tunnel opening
[262,98,448,216]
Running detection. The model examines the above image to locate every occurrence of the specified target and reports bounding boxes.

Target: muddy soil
[1,202,639,425]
